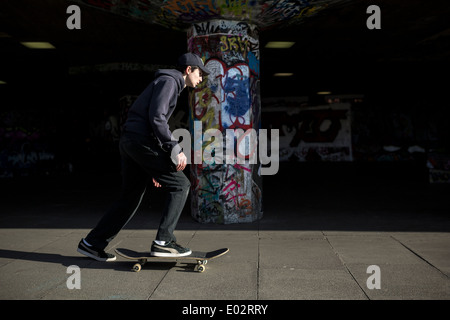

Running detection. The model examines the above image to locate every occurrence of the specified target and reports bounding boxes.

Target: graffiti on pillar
[190,162,259,223]
[192,59,252,131]
[188,19,262,223]
[222,63,251,129]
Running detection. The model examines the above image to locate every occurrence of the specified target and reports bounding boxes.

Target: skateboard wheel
[196,265,206,273]
[132,263,142,272]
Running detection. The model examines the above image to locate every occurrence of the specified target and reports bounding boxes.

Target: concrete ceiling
[1,0,449,100]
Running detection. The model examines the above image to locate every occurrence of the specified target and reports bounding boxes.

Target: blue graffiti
[223,75,250,118]
[247,51,259,76]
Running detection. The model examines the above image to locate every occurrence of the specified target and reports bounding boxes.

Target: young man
[78,53,210,261]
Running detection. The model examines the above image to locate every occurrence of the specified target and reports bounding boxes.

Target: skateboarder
[78,53,210,262]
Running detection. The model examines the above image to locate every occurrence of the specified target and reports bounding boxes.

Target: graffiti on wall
[262,96,438,168]
[0,111,57,178]
[188,19,262,223]
[262,103,353,162]
[428,153,450,183]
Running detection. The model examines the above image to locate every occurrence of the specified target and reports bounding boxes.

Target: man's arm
[148,78,182,156]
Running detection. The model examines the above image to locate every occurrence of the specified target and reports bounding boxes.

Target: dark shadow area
[1,162,448,232]
[0,1,448,235]
[0,249,177,272]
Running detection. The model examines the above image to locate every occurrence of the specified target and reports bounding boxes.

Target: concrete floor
[1,163,449,305]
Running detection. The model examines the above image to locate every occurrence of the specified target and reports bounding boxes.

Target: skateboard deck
[115,248,229,273]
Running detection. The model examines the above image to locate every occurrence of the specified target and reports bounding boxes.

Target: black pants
[85,132,190,250]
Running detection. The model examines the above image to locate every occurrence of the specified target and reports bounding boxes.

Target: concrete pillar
[187,20,262,224]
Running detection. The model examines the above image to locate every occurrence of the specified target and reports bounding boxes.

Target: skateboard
[115,248,229,273]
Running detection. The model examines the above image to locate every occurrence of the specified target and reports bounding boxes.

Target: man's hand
[152,178,161,188]
[176,152,187,171]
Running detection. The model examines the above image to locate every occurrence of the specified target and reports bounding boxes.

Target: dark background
[1,0,449,185]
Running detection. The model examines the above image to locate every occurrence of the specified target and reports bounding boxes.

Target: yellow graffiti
[220,35,248,54]
[201,107,219,130]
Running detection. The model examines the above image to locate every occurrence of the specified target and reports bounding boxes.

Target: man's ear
[185,66,191,75]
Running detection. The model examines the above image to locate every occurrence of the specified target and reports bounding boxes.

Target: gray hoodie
[123,69,185,155]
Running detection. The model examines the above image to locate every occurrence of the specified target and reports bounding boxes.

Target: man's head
[177,53,211,88]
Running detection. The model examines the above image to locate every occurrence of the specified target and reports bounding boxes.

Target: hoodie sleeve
[148,77,182,156]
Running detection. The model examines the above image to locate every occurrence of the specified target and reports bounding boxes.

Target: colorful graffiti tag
[188,20,262,223]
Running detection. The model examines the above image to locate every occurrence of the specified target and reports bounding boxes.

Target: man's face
[185,67,203,88]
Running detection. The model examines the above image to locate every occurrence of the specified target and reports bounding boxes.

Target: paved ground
[1,163,449,305]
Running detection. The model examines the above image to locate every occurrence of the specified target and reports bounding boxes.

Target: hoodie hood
[123,67,185,155]
[154,69,185,95]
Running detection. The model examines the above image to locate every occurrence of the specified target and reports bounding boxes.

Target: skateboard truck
[132,257,209,273]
